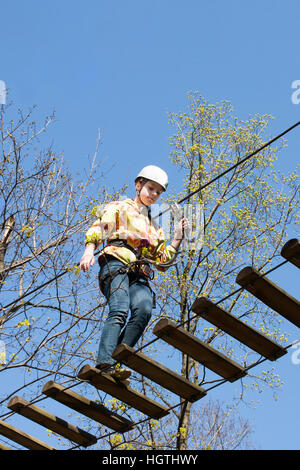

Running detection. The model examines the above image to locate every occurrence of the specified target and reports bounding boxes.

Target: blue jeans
[96,257,153,366]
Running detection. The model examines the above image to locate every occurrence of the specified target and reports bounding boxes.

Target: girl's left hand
[175,218,190,240]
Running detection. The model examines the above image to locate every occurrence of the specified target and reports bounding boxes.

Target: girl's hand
[175,217,190,240]
[80,244,96,272]
[80,253,95,272]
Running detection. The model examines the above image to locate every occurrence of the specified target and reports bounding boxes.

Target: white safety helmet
[135,165,168,191]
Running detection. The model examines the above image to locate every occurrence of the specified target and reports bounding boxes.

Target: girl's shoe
[96,364,131,381]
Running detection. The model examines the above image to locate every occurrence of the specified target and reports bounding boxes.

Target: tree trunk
[176,352,193,450]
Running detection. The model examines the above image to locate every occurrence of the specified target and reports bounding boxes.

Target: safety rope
[3,119,300,312]
[155,119,300,219]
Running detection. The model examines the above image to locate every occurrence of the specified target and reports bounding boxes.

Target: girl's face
[137,180,164,206]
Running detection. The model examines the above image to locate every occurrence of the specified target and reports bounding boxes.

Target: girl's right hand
[80,253,95,272]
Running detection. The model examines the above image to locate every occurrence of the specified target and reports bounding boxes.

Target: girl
[80,165,189,382]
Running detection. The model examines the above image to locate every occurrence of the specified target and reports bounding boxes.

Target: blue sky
[1,0,300,450]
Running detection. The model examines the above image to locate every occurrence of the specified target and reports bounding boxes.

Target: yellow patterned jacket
[84,198,176,272]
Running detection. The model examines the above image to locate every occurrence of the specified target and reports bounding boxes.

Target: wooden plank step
[112,344,207,401]
[153,319,247,382]
[191,297,287,361]
[42,381,134,433]
[0,419,55,450]
[281,239,300,269]
[236,266,300,328]
[7,396,97,448]
[78,364,169,420]
[0,442,11,450]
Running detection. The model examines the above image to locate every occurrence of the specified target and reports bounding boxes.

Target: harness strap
[100,239,156,307]
[107,239,141,258]
[106,238,154,280]
[99,263,156,308]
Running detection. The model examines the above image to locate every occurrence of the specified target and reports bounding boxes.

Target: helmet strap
[135,178,152,214]
[135,178,147,203]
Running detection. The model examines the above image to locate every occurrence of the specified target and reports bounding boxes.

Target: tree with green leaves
[104,93,298,450]
[0,94,298,450]
[135,93,299,450]
[0,102,120,411]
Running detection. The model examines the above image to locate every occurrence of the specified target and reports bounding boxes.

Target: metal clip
[170,202,183,221]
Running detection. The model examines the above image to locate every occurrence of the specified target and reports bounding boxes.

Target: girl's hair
[135,177,152,222]
[135,176,149,187]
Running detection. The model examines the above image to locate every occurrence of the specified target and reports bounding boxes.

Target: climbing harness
[106,238,155,279]
[97,199,189,309]
[98,240,157,308]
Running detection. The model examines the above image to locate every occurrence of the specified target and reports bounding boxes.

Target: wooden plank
[191,297,287,361]
[42,381,134,433]
[0,442,11,450]
[0,419,55,450]
[281,238,300,269]
[112,344,207,401]
[7,396,97,448]
[78,364,169,419]
[153,319,247,382]
[236,266,300,328]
